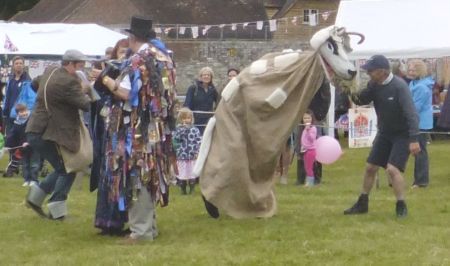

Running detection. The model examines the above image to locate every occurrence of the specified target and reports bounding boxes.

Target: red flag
[4,34,18,52]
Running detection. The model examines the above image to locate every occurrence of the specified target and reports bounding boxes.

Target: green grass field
[0,140,449,265]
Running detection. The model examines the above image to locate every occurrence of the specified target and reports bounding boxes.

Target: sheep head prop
[195,26,364,219]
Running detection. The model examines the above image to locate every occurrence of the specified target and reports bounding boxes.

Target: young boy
[5,103,40,186]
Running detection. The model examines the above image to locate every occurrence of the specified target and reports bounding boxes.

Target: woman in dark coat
[183,67,219,134]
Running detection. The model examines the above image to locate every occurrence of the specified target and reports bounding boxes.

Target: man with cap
[344,54,420,218]
[100,15,175,244]
[25,49,95,220]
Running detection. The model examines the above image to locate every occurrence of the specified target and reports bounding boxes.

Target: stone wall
[166,40,311,94]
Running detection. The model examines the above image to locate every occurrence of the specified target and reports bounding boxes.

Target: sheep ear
[310,25,336,50]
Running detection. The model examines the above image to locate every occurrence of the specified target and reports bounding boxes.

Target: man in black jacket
[344,55,420,218]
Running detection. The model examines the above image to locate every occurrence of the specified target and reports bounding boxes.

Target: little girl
[300,110,317,187]
[172,107,202,194]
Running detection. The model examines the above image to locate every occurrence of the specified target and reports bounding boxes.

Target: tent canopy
[336,0,450,59]
[0,22,126,57]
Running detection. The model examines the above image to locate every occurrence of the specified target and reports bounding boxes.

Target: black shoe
[396,200,408,218]
[201,195,219,219]
[26,200,48,218]
[3,169,15,178]
[344,194,368,215]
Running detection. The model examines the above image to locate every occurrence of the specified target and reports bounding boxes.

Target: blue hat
[361,55,390,72]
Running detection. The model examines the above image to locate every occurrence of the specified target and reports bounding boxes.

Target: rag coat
[26,67,90,152]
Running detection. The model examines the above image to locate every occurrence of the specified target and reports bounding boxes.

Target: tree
[0,0,40,20]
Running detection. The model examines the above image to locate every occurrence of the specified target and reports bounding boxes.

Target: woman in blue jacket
[407,60,433,188]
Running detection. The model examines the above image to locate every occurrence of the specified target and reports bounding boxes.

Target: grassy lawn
[0,140,449,265]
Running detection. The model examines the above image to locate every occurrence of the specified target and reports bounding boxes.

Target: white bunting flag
[269,19,277,32]
[309,13,317,26]
[191,26,199,38]
[291,16,297,25]
[154,27,162,34]
[202,25,211,35]
[256,21,263,30]
[179,26,186,34]
[243,22,249,28]
[231,23,237,31]
[322,11,330,21]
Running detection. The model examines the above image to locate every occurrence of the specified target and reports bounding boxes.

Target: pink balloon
[315,136,342,165]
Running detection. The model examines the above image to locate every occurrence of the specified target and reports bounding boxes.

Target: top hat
[125,16,153,39]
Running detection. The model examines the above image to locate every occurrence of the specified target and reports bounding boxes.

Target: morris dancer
[99,16,176,243]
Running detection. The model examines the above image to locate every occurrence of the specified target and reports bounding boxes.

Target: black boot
[344,194,369,215]
[188,181,195,194]
[180,181,187,195]
[396,200,408,218]
[296,156,306,186]
[201,195,219,219]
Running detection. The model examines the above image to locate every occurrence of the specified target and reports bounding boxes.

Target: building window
[303,9,319,24]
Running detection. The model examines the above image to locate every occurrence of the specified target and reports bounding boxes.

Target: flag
[291,16,297,26]
[256,21,263,30]
[231,24,237,31]
[179,26,186,34]
[4,34,18,52]
[191,26,199,39]
[202,25,211,35]
[269,19,277,32]
[164,27,172,34]
[309,13,317,26]
[322,11,330,21]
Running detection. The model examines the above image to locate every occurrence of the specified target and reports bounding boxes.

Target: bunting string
[152,10,337,38]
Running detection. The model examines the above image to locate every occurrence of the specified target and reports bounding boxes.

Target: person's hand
[409,142,421,156]
[89,68,102,81]
[22,142,29,147]
[81,81,92,94]
[305,123,311,129]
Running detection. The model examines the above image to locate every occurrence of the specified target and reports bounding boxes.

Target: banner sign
[348,107,377,148]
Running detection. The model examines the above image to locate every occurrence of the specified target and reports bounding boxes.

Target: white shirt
[382,72,394,85]
[119,43,149,91]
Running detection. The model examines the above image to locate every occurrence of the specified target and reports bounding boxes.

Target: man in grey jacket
[344,55,420,218]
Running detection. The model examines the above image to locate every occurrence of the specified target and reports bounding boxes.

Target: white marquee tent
[336,0,450,59]
[0,22,126,56]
